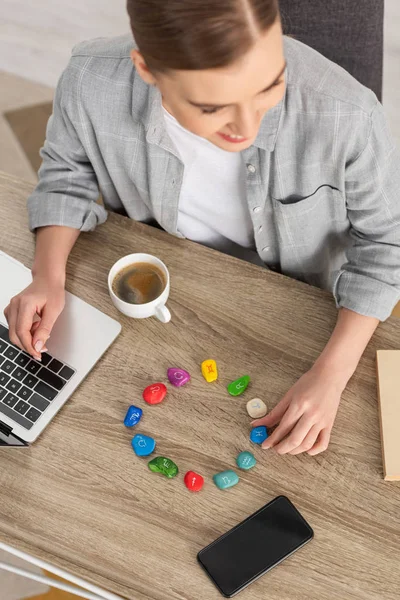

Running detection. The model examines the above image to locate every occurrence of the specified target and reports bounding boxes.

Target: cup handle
[154,304,171,323]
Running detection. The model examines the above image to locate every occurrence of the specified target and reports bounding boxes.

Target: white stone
[246,398,267,419]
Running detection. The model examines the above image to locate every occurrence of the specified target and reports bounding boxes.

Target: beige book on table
[376,350,400,481]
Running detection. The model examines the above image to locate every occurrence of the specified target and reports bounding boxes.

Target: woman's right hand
[3,275,65,361]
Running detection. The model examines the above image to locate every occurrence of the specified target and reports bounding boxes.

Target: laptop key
[37,367,65,391]
[40,353,52,367]
[17,386,33,401]
[22,373,39,388]
[59,365,75,381]
[26,361,42,375]
[2,360,16,375]
[17,385,33,400]
[14,400,29,415]
[28,393,50,412]
[6,379,22,394]
[0,388,7,401]
[13,367,28,382]
[4,346,19,361]
[0,373,10,386]
[25,407,41,423]
[0,402,33,430]
[48,358,63,373]
[0,325,8,340]
[0,356,5,366]
[34,381,57,401]
[0,340,7,353]
[3,393,18,408]
[15,353,30,367]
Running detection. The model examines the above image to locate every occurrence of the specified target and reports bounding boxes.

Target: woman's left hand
[252,365,347,456]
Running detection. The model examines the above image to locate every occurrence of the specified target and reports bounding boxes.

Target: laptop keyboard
[0,323,76,430]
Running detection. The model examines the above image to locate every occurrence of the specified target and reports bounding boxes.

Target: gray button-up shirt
[27,34,400,321]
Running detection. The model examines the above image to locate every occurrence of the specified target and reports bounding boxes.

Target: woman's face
[132,19,285,152]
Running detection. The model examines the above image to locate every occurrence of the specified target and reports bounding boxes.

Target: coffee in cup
[108,253,171,323]
[111,262,166,305]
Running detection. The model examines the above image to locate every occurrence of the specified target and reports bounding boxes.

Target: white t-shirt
[162,106,264,265]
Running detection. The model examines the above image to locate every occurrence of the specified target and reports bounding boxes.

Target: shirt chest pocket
[272,184,348,249]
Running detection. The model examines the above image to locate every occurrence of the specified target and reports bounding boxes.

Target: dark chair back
[279,0,384,101]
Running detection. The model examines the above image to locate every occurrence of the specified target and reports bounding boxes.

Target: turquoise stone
[131,434,156,457]
[148,456,179,478]
[236,451,257,470]
[227,375,250,396]
[213,470,239,490]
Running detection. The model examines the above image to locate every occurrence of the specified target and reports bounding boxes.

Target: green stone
[213,470,239,490]
[148,456,179,478]
[227,375,250,396]
[236,451,257,470]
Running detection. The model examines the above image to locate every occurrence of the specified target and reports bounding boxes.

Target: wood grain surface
[0,171,399,600]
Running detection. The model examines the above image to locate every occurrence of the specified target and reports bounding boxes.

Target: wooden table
[0,171,399,600]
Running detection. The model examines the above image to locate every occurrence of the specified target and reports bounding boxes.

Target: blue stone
[236,451,257,470]
[213,470,239,490]
[250,426,268,445]
[131,434,156,457]
[124,405,143,427]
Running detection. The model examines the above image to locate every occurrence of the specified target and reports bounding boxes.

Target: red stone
[184,471,204,492]
[143,383,167,405]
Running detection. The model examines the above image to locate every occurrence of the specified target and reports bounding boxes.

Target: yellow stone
[201,359,218,382]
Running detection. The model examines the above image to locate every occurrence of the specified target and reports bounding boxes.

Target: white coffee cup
[108,253,171,323]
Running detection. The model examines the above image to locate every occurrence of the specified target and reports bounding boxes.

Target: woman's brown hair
[126,0,280,73]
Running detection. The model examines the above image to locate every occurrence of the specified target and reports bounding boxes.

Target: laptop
[0,251,122,447]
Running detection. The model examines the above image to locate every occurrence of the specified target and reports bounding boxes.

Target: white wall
[0,0,399,147]
[383,0,400,148]
[0,0,128,86]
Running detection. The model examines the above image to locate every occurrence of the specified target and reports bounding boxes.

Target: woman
[4,0,400,455]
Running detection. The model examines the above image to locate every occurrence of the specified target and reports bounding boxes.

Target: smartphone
[197,495,313,598]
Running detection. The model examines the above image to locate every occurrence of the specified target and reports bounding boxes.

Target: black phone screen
[197,496,313,597]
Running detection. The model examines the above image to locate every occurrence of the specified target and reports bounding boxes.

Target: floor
[0,71,53,182]
[0,551,78,600]
[0,550,49,599]
[0,2,399,599]
[30,575,78,600]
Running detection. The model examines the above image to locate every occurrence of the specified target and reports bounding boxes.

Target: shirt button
[253,206,262,214]
[258,225,263,233]
[262,246,270,252]
[247,164,256,174]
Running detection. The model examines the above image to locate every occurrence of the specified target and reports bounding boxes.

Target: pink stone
[167,368,191,387]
